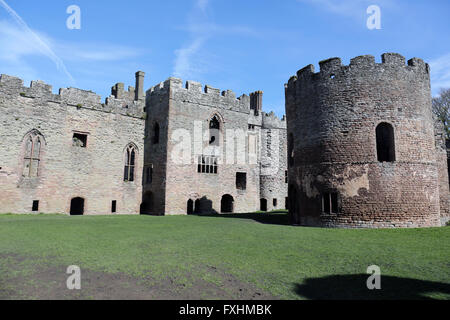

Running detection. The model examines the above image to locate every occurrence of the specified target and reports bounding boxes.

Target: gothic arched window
[124,144,137,182]
[209,115,220,146]
[23,130,43,177]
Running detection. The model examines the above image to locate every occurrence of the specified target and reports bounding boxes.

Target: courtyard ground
[0,212,449,300]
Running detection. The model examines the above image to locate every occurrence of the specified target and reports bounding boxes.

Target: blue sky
[0,0,449,117]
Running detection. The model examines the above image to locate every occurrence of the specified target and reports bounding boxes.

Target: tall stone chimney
[250,91,263,115]
[135,71,145,101]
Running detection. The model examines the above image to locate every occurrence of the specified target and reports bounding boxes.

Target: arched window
[23,130,43,177]
[376,123,396,162]
[153,123,160,144]
[209,115,220,146]
[124,144,137,182]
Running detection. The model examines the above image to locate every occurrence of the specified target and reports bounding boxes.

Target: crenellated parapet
[0,73,145,119]
[148,77,252,114]
[286,53,430,102]
[262,111,287,129]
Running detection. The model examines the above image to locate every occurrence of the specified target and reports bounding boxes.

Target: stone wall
[285,53,444,228]
[148,78,265,215]
[260,112,288,211]
[0,73,145,215]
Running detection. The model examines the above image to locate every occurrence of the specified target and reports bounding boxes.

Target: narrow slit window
[146,165,153,184]
[124,144,137,182]
[153,123,160,144]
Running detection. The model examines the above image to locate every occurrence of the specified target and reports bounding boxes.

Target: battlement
[148,77,252,113]
[0,73,145,119]
[262,111,287,129]
[286,53,430,94]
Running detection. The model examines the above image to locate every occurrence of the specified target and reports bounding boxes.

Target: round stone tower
[285,53,442,228]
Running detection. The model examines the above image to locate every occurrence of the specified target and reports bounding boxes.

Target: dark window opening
[285,170,288,183]
[70,197,85,216]
[197,156,218,174]
[260,199,267,212]
[376,123,396,162]
[273,199,278,207]
[221,195,234,213]
[209,116,220,146]
[73,133,87,148]
[153,123,160,144]
[323,193,339,214]
[236,172,247,190]
[146,165,153,184]
[187,199,194,215]
[32,200,39,212]
[111,200,117,213]
[124,145,136,182]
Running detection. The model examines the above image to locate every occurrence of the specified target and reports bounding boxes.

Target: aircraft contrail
[0,0,75,83]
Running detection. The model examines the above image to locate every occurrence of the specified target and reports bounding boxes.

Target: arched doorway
[187,199,194,215]
[221,195,234,213]
[140,192,153,215]
[260,199,267,212]
[70,197,85,216]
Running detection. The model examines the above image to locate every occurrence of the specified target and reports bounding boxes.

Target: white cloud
[0,0,75,83]
[0,18,143,88]
[173,38,206,79]
[429,53,450,96]
[196,0,209,13]
[172,0,261,80]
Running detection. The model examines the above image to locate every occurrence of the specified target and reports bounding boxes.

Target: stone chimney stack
[250,91,263,115]
[135,71,145,101]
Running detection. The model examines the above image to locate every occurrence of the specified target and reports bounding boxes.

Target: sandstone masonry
[0,72,287,216]
[285,53,450,228]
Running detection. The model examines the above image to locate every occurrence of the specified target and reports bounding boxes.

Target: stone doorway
[70,197,85,216]
[221,195,234,213]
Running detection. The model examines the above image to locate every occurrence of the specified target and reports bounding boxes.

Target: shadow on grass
[194,211,290,226]
[295,274,450,300]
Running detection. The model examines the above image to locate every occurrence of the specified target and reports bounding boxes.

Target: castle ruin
[1,52,449,228]
[0,72,287,216]
[285,53,450,228]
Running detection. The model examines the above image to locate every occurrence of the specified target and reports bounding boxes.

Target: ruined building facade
[0,72,287,216]
[285,53,450,228]
[2,52,449,228]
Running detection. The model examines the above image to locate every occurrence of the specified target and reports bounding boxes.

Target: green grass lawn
[0,212,449,300]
